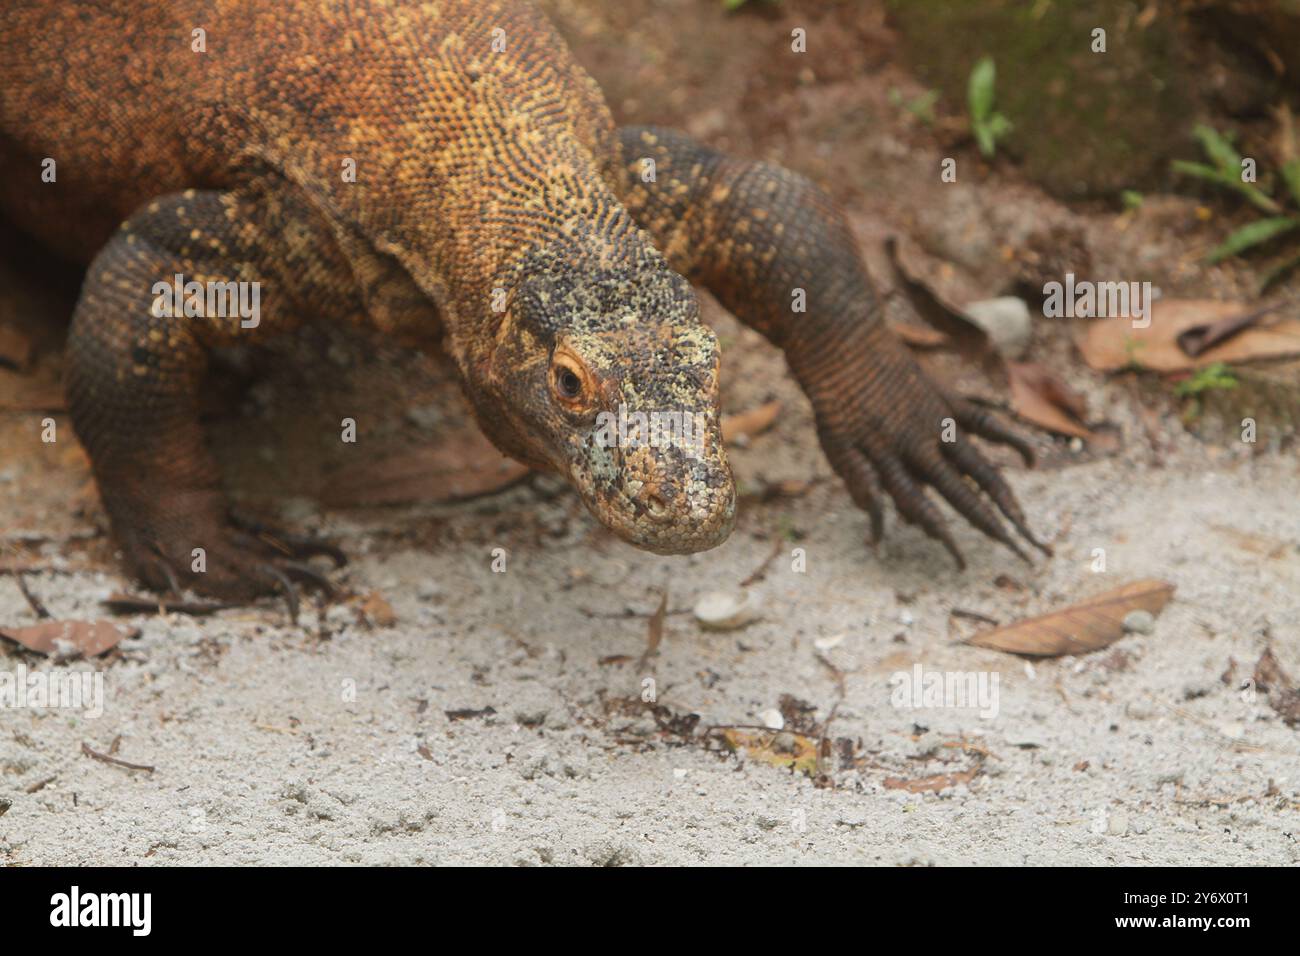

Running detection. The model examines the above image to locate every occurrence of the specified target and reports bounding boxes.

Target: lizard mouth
[570,434,736,554]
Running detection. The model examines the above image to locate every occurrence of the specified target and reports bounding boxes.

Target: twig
[636,589,668,672]
[739,537,783,587]
[13,572,50,618]
[24,775,57,794]
[80,741,154,773]
[815,701,840,781]
[950,607,999,626]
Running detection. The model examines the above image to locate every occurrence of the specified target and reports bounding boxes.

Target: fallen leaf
[721,401,781,443]
[1211,524,1291,559]
[778,694,821,735]
[1006,361,1093,439]
[322,441,528,507]
[1176,299,1289,356]
[1078,299,1300,372]
[1253,648,1300,728]
[720,728,820,776]
[358,591,397,627]
[882,767,979,793]
[965,579,1175,657]
[885,235,991,357]
[0,619,137,658]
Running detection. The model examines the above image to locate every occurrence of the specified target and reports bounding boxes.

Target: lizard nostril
[645,492,670,519]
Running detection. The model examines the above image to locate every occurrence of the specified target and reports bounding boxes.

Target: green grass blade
[1192,124,1243,174]
[968,56,995,124]
[1206,216,1300,263]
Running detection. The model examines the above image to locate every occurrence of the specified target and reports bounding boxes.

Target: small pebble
[693,590,762,630]
[962,296,1031,358]
[1122,610,1156,635]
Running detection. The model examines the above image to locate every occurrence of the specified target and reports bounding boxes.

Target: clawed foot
[118,508,347,623]
[815,346,1052,569]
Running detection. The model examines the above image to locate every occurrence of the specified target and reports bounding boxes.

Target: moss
[888,0,1191,199]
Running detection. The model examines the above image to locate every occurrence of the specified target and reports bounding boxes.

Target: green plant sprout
[967,56,1012,158]
[890,87,939,126]
[1174,362,1238,422]
[1172,124,1300,287]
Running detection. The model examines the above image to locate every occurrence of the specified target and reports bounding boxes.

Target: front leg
[66,187,348,610]
[615,126,1047,567]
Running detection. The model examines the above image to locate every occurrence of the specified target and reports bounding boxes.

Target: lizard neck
[213,0,626,374]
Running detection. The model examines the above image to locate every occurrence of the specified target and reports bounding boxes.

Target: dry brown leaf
[883,767,979,793]
[322,440,528,507]
[721,401,781,443]
[1078,299,1300,373]
[721,728,820,776]
[1006,361,1093,440]
[1176,300,1287,356]
[359,591,397,627]
[1253,646,1291,694]
[1253,648,1300,728]
[884,236,992,358]
[1212,524,1290,560]
[0,619,137,658]
[966,579,1175,657]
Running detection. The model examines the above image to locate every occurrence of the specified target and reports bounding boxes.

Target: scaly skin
[0,0,1043,603]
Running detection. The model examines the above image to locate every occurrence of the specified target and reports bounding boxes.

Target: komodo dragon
[0,0,1048,609]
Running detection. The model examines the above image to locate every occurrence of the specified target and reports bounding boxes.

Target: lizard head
[484,243,736,554]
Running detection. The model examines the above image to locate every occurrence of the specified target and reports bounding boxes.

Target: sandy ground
[3,0,1300,866]
[2,315,1299,865]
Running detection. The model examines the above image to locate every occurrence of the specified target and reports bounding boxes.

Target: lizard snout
[571,430,736,555]
[616,444,736,553]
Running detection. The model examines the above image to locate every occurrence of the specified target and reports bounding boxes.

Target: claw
[954,403,1036,467]
[260,563,300,625]
[874,455,967,570]
[827,444,886,544]
[280,560,337,597]
[147,547,183,598]
[229,512,348,567]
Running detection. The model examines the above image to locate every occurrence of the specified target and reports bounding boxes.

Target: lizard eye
[550,351,589,407]
[556,367,582,399]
